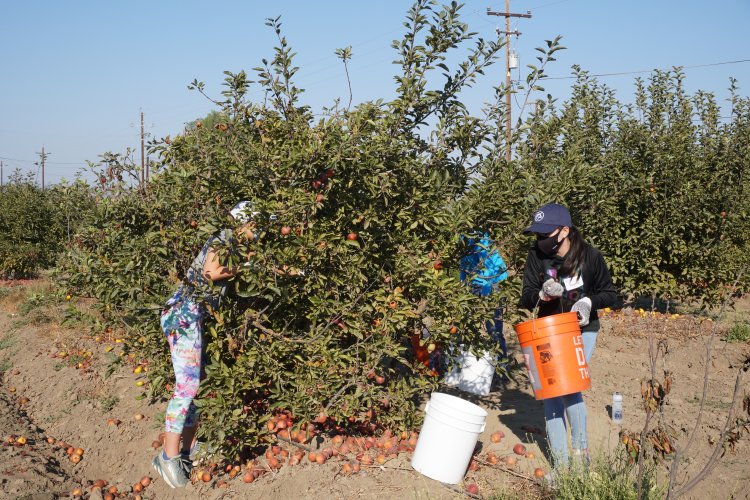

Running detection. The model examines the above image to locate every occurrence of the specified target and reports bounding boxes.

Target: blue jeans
[486,307,506,360]
[544,329,598,467]
[469,285,506,361]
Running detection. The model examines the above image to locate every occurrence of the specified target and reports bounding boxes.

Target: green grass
[43,413,60,424]
[486,451,663,500]
[60,304,98,329]
[488,492,528,500]
[17,291,56,316]
[104,353,123,379]
[688,394,733,410]
[723,322,750,343]
[66,354,87,367]
[11,308,54,329]
[151,410,166,429]
[0,334,16,350]
[547,453,663,500]
[98,395,119,412]
[489,490,532,500]
[0,335,15,374]
[9,289,61,329]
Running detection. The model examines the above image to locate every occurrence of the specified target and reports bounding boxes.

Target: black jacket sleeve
[587,248,618,311]
[520,248,545,310]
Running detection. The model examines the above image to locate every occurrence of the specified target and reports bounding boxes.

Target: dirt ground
[0,280,748,499]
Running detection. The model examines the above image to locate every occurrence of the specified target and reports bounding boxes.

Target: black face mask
[537,233,562,256]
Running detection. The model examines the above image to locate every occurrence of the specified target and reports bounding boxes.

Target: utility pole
[1,161,3,187]
[140,110,145,187]
[34,148,49,190]
[36,147,48,190]
[487,2,531,162]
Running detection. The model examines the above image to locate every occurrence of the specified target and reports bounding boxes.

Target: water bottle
[612,392,623,424]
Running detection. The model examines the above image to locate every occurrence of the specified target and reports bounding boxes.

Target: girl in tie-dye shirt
[153,201,258,488]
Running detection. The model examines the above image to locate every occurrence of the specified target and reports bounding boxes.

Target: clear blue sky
[1,0,748,185]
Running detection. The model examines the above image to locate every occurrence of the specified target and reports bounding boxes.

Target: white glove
[539,278,564,302]
[571,297,592,327]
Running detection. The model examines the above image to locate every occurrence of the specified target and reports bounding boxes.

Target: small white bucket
[411,392,487,484]
[443,348,496,396]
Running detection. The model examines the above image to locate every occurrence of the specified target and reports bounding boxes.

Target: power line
[534,0,574,9]
[295,7,491,82]
[545,58,750,80]
[0,155,86,166]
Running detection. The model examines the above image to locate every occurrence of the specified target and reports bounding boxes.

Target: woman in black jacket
[520,203,617,469]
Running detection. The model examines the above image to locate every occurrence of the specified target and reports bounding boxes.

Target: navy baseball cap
[523,203,573,234]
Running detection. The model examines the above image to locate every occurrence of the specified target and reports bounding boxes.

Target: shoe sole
[152,456,178,489]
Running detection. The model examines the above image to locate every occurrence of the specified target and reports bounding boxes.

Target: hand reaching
[539,278,564,302]
[571,297,592,326]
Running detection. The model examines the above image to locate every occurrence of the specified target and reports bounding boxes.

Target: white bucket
[443,363,462,387]
[443,348,496,396]
[411,392,487,484]
[428,393,487,424]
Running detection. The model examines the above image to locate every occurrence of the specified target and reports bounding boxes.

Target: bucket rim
[513,311,579,331]
[424,405,487,433]
[513,312,581,342]
[426,400,487,424]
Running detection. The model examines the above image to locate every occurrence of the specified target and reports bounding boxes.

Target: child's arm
[203,248,256,282]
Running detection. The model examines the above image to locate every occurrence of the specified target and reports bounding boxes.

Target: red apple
[490,430,504,443]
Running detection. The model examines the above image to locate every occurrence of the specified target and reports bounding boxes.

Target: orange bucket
[513,312,591,400]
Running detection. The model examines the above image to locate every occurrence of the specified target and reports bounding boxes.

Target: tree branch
[666,269,746,498]
[673,363,747,497]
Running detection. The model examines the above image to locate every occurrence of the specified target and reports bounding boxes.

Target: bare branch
[636,313,662,498]
[666,269,746,498]
[673,364,747,497]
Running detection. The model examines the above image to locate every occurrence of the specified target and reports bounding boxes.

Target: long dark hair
[559,225,588,277]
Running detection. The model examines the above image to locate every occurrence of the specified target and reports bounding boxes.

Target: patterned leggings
[159,296,204,434]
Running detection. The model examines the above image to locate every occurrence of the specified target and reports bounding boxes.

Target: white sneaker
[152,452,189,488]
